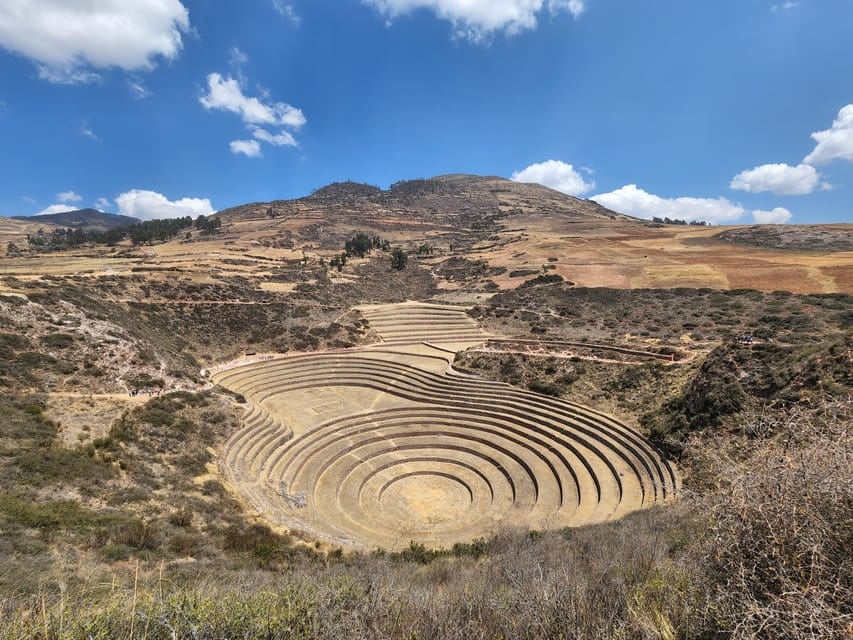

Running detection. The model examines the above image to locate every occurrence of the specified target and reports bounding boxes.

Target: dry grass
[683,399,853,639]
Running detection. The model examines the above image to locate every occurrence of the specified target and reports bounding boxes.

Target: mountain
[209,174,852,294]
[217,174,630,229]
[13,208,139,231]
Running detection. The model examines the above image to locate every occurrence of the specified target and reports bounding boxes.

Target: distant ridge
[216,173,632,226]
[13,208,140,231]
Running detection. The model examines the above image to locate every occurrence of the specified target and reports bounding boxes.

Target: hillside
[0,174,850,638]
[716,223,853,252]
[1,176,851,293]
[12,208,140,231]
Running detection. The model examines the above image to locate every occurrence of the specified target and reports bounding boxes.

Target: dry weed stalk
[687,398,852,640]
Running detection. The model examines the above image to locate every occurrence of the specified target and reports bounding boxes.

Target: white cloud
[752,207,793,224]
[200,73,305,128]
[230,139,263,157]
[35,204,77,216]
[803,104,853,165]
[81,124,100,142]
[57,191,82,203]
[230,47,249,67]
[511,160,595,195]
[94,197,112,211]
[201,73,305,155]
[251,127,298,148]
[128,80,152,100]
[730,163,821,195]
[38,66,101,85]
[273,1,302,27]
[363,0,585,41]
[0,1,190,83]
[771,2,800,11]
[115,190,215,221]
[592,184,746,224]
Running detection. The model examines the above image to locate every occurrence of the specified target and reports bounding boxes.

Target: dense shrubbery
[518,273,565,288]
[684,400,852,639]
[642,336,851,456]
[344,232,388,257]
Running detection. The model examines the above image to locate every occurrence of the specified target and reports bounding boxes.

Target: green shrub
[39,333,75,349]
[528,379,564,397]
[518,273,564,288]
[0,494,107,531]
[110,519,160,550]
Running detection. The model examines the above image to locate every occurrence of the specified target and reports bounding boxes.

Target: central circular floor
[379,472,473,527]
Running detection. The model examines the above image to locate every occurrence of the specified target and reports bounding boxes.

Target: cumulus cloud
[115,190,215,221]
[230,139,263,157]
[730,163,821,195]
[200,73,305,127]
[0,1,190,83]
[363,0,586,41]
[251,127,298,148]
[511,160,595,196]
[57,191,82,203]
[592,184,746,224]
[201,73,305,156]
[803,104,853,165]
[752,207,793,224]
[35,204,78,216]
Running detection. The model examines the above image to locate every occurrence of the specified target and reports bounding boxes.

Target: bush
[518,274,564,288]
[685,401,852,639]
[528,379,564,397]
[168,533,201,556]
[0,494,102,530]
[110,519,161,550]
[390,248,408,270]
[168,505,194,528]
[39,333,75,349]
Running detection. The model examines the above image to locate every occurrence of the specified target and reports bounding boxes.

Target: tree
[390,248,408,270]
[330,253,347,272]
[344,232,373,258]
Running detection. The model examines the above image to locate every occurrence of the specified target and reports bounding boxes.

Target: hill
[12,208,140,231]
[715,223,853,252]
[2,175,851,293]
[212,174,853,294]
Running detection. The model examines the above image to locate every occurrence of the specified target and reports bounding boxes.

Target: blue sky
[0,0,851,224]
